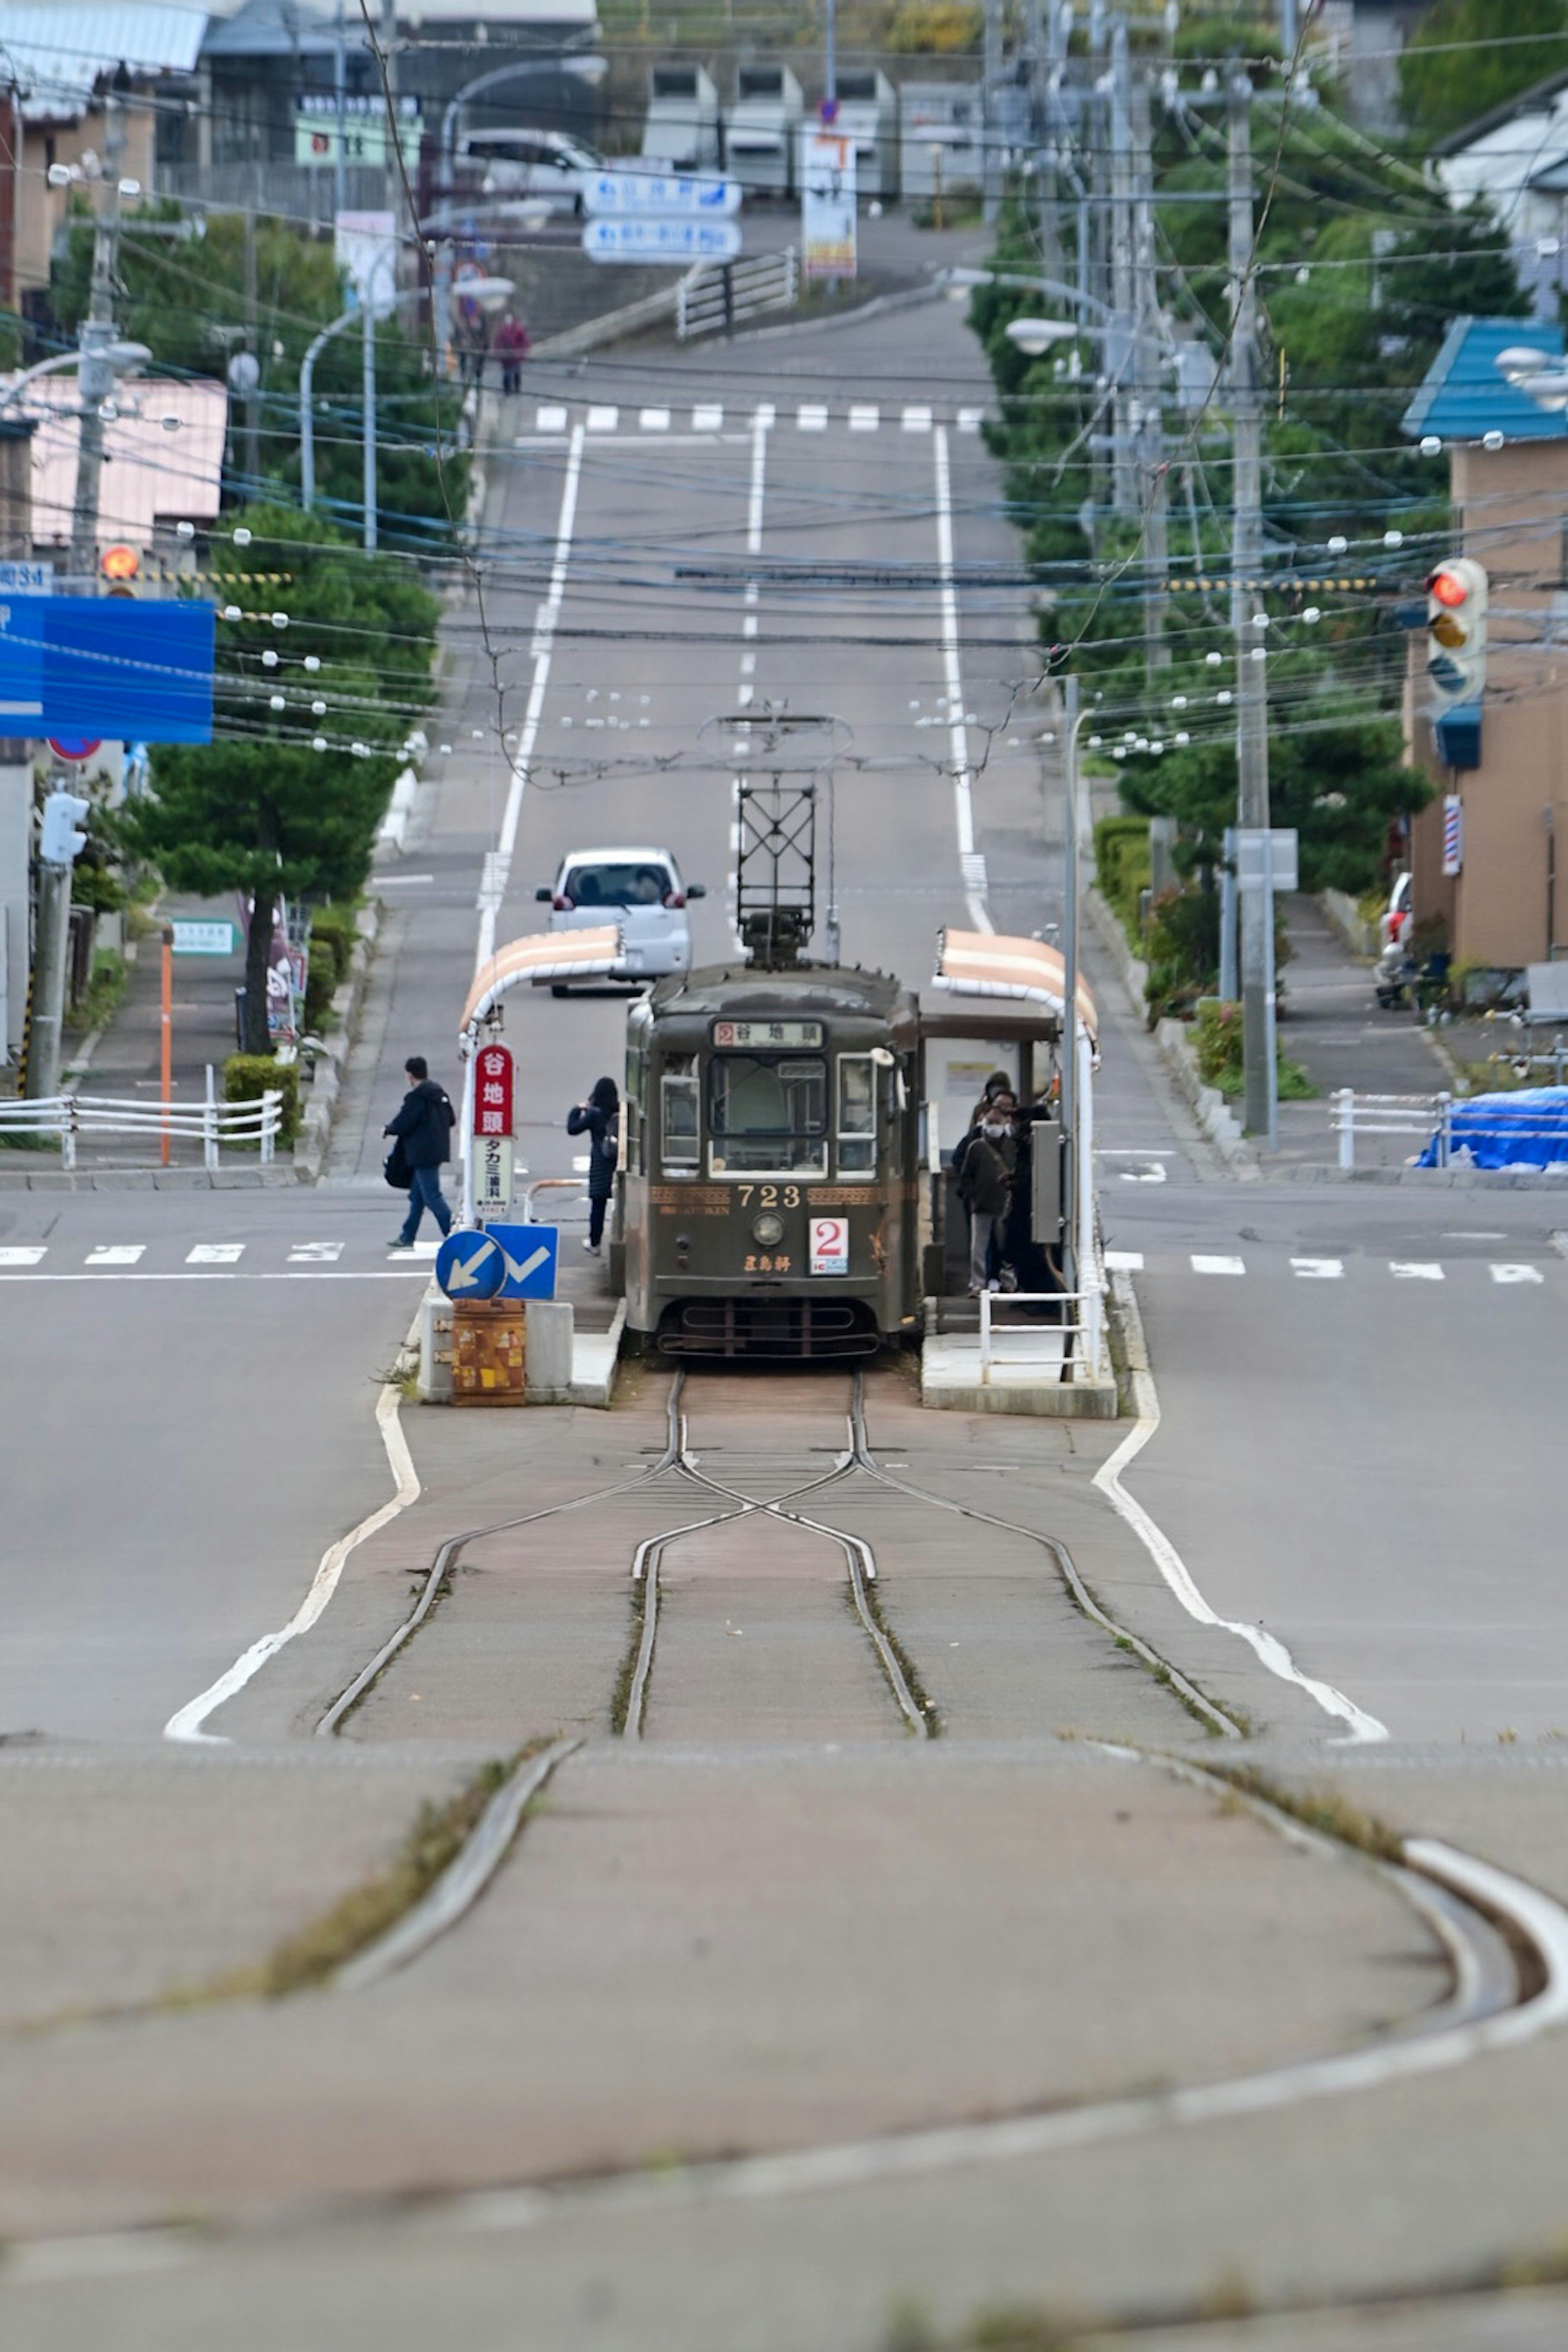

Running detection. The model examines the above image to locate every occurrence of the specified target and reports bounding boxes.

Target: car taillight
[554,894,574,911]
[664,891,685,909]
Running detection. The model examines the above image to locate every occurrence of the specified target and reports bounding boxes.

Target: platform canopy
[458,925,624,1049]
[931,929,1097,1045]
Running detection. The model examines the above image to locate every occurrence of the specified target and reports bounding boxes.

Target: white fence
[0,1085,283,1171]
[676,247,799,340]
[978,1287,1102,1385]
[1332,1087,1568,1172]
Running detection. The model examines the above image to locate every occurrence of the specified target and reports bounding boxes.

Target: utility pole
[1227,68,1274,1143]
[1132,71,1168,673]
[1030,0,1066,287]
[67,95,127,581]
[1060,674,1080,1303]
[242,207,261,487]
[334,0,347,222]
[824,0,836,111]
[982,0,1004,225]
[1107,19,1136,516]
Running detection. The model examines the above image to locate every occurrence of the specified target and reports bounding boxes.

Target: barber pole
[1442,793,1462,878]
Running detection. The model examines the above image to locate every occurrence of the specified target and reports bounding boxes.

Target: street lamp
[1495,345,1568,412]
[1004,316,1083,357]
[0,340,151,416]
[299,272,512,547]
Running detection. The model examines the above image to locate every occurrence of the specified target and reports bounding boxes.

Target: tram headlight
[751,1211,786,1247]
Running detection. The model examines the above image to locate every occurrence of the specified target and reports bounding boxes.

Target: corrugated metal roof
[0,6,207,121]
[1403,315,1568,446]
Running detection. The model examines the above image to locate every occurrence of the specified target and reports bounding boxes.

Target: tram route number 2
[809,1216,849,1276]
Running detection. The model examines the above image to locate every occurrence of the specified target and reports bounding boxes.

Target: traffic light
[1425,557,1487,767]
[100,543,139,598]
[39,790,91,866]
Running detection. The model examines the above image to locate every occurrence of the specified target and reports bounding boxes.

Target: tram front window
[709,1055,827,1176]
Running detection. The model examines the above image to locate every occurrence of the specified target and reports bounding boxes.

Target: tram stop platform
[918,1294,1120,1419]
[414,1242,625,1408]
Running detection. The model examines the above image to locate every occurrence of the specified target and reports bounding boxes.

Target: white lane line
[1491,1263,1544,1285]
[476,422,586,975]
[165,1377,421,1745]
[289,1241,343,1263]
[933,426,991,935]
[692,403,723,431]
[1103,1250,1145,1272]
[742,612,758,638]
[186,1243,244,1265]
[1191,1254,1245,1276]
[535,405,569,432]
[1094,1271,1388,1744]
[739,651,755,675]
[0,1245,44,1265]
[639,407,670,430]
[585,405,618,431]
[797,403,827,431]
[85,1245,144,1266]
[849,403,879,432]
[1390,1261,1444,1281]
[1291,1257,1343,1279]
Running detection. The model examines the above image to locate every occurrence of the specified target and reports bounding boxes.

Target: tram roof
[650,963,915,1025]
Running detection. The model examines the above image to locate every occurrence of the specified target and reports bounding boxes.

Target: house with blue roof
[1400,317,1568,972]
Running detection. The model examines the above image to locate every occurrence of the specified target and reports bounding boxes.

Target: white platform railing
[0,1083,283,1170]
[977,1286,1102,1384]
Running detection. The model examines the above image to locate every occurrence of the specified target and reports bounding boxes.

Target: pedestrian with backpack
[567,1075,619,1251]
[385,1056,456,1247]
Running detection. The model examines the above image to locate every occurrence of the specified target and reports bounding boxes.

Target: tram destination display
[712,1019,824,1049]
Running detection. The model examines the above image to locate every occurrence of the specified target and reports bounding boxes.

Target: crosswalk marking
[1490,1263,1545,1284]
[639,406,670,431]
[797,403,828,431]
[849,404,880,432]
[1291,1258,1344,1279]
[0,1245,44,1266]
[525,401,992,439]
[535,405,569,432]
[957,407,985,434]
[186,1244,244,1265]
[902,404,934,432]
[85,1245,143,1266]
[1390,1261,1444,1281]
[692,403,723,431]
[288,1242,343,1263]
[1192,1254,1246,1276]
[1103,1250,1145,1272]
[585,405,619,432]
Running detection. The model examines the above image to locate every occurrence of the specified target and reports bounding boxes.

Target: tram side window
[662,1056,700,1171]
[836,1054,876,1175]
[708,1054,827,1176]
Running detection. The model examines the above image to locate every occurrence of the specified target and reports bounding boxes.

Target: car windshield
[564,862,673,908]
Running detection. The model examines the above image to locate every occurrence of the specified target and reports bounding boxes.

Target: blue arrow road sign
[584,172,742,217]
[0,597,215,742]
[582,217,743,264]
[483,1223,559,1300]
[437,1229,504,1301]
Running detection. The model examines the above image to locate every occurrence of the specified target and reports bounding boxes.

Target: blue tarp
[1417,1087,1568,1170]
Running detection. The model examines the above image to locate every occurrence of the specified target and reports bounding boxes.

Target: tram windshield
[709,1054,827,1175]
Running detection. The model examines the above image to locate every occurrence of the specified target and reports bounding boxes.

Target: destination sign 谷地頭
[712,1020,824,1049]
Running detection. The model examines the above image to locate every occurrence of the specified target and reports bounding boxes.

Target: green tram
[612,960,1069,1361]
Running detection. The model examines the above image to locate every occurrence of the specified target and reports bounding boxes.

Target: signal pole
[1227,68,1274,1143]
[67,96,127,581]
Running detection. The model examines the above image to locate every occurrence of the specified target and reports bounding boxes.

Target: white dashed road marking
[0,1245,44,1265]
[1191,1254,1246,1276]
[85,1245,144,1267]
[1103,1251,1145,1272]
[1291,1258,1344,1279]
[796,403,828,431]
[849,404,880,432]
[902,404,934,432]
[639,407,670,430]
[186,1243,244,1265]
[1491,1263,1545,1284]
[535,405,569,433]
[585,405,619,432]
[692,403,723,432]
[1390,1261,1444,1281]
[289,1242,343,1263]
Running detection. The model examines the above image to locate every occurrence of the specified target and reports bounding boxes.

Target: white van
[536,846,706,993]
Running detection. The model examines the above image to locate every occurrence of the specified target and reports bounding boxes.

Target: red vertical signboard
[475,1042,514,1137]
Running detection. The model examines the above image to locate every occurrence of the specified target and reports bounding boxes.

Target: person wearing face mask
[955,1093,1018,1295]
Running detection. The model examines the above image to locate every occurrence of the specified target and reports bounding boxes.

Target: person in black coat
[385,1056,455,1247]
[567,1075,619,1251]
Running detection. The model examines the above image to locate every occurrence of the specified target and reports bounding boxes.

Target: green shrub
[1191,999,1316,1102]
[223,1053,300,1145]
[1094,815,1150,942]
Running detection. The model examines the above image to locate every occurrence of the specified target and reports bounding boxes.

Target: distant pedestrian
[955,1094,1016,1295]
[385,1056,455,1248]
[566,1075,619,1252]
[494,312,530,395]
[455,306,489,386]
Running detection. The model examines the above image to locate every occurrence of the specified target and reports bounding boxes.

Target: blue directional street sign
[436,1229,505,1301]
[485,1223,559,1301]
[584,171,742,218]
[0,596,215,742]
[582,217,743,264]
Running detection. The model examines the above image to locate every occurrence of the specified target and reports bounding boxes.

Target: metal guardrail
[676,247,800,341]
[0,1089,283,1171]
[1331,1090,1450,1170]
[977,1287,1100,1385]
[519,1175,586,1223]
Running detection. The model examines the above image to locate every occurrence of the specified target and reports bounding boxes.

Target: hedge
[1094,815,1151,942]
[223,1054,301,1145]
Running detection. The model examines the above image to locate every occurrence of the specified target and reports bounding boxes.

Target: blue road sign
[436,1229,504,1301]
[484,1223,559,1300]
[584,171,741,217]
[0,597,215,742]
[582,217,742,264]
